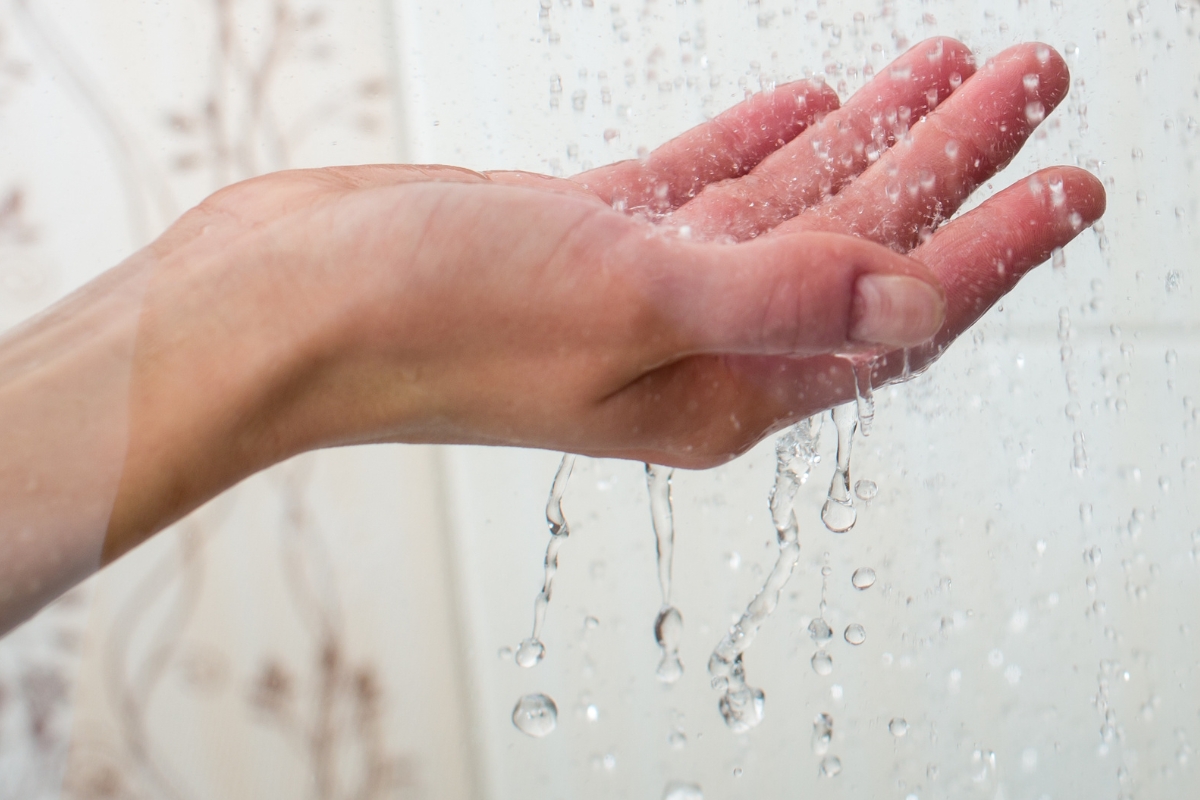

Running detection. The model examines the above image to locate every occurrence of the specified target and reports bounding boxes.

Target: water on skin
[647,464,684,683]
[512,693,558,738]
[516,454,576,668]
[821,403,859,533]
[708,418,821,733]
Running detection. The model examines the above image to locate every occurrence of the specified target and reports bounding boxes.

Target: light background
[0,0,1197,798]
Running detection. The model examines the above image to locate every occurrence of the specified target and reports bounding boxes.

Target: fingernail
[849,274,945,346]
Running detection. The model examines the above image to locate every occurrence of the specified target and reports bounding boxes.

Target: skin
[0,39,1105,633]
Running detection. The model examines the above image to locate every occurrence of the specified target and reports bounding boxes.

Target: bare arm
[0,39,1104,635]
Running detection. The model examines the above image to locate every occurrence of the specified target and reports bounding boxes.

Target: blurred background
[0,0,1196,798]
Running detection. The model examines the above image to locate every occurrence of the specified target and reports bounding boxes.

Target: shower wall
[0,1,1196,799]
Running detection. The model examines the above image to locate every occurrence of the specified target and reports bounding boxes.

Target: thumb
[644,231,946,357]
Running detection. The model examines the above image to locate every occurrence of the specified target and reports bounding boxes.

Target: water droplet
[813,712,833,754]
[844,624,866,645]
[1024,101,1046,125]
[516,638,546,668]
[585,615,600,629]
[944,139,960,160]
[512,693,558,737]
[948,71,962,89]
[851,567,877,590]
[1022,73,1040,93]
[717,684,765,733]
[1084,546,1102,566]
[663,782,703,800]
[731,767,743,778]
[498,645,514,661]
[808,617,833,644]
[654,606,685,683]
[821,404,858,533]
[819,755,842,777]
[667,730,687,750]
[889,717,909,737]
[812,650,834,676]
[854,480,878,501]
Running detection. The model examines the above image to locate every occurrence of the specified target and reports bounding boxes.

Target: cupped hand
[122,38,1104,547]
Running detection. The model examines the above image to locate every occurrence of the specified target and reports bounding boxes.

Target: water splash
[820,403,859,533]
[708,417,821,733]
[646,464,684,683]
[516,454,576,667]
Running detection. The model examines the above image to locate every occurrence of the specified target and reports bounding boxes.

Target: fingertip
[928,36,978,80]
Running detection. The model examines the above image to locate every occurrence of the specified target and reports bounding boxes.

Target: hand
[106,38,1102,557]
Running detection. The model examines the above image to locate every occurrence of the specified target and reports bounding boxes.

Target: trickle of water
[812,650,834,676]
[647,464,685,683]
[709,418,821,733]
[519,454,577,668]
[849,359,876,436]
[663,782,703,800]
[819,755,843,777]
[812,712,833,754]
[808,617,833,644]
[654,606,685,683]
[512,693,558,737]
[851,567,876,590]
[889,717,909,737]
[844,624,866,645]
[854,480,878,501]
[821,404,859,533]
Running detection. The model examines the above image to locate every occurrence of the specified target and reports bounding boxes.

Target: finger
[911,165,1106,338]
[600,166,1105,468]
[669,37,976,241]
[633,231,945,360]
[776,42,1071,249]
[574,79,839,215]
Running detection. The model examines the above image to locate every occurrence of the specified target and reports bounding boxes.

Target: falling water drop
[519,454,577,667]
[851,567,877,590]
[709,418,821,732]
[512,693,558,737]
[844,624,866,645]
[516,638,546,668]
[808,617,833,644]
[811,650,834,676]
[812,713,833,754]
[654,606,685,683]
[821,404,859,533]
[819,755,843,777]
[663,782,703,800]
[647,464,685,682]
[854,480,878,501]
[889,717,909,737]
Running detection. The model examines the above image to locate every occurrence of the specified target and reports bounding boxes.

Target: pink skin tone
[0,40,1104,623]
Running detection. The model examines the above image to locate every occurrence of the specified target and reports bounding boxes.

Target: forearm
[0,254,148,632]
